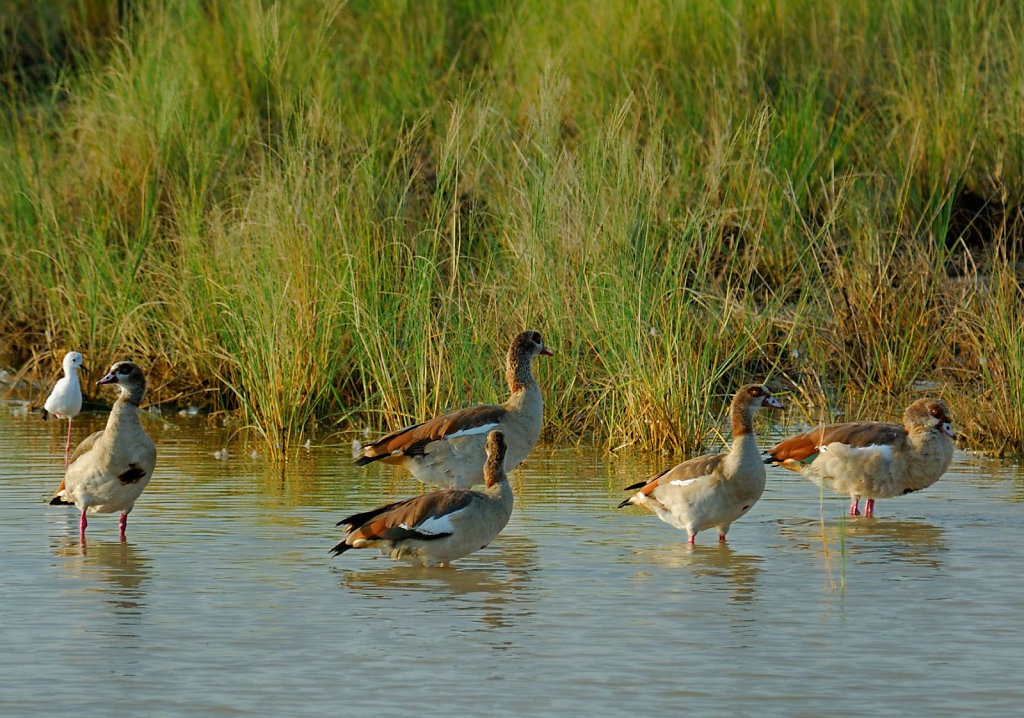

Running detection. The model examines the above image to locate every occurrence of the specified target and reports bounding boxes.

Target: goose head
[509,330,554,362]
[904,398,956,439]
[505,330,553,391]
[730,384,783,436]
[734,384,784,418]
[98,361,148,406]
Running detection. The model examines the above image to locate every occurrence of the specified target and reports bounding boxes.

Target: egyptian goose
[764,398,955,517]
[50,361,157,540]
[332,430,514,566]
[354,330,552,488]
[617,384,784,544]
[43,351,86,469]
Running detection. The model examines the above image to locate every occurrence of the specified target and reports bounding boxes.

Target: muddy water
[1,404,1022,716]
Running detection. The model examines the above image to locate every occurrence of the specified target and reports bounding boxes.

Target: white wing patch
[669,478,700,487]
[851,443,893,460]
[445,423,500,439]
[829,442,895,462]
[405,506,468,535]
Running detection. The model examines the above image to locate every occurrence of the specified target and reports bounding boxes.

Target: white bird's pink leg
[119,513,128,541]
[864,499,875,518]
[688,535,695,545]
[64,418,73,469]
[718,533,727,542]
[849,497,861,516]
[79,510,88,539]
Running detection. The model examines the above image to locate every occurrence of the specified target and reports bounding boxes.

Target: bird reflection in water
[336,534,539,631]
[627,542,763,604]
[54,537,151,614]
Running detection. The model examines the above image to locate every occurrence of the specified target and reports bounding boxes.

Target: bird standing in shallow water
[50,361,157,542]
[618,385,784,544]
[353,330,552,489]
[43,351,86,469]
[764,398,955,518]
[333,430,515,567]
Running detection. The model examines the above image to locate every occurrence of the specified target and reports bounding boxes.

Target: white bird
[618,384,784,544]
[333,430,515,566]
[43,351,86,469]
[50,361,157,541]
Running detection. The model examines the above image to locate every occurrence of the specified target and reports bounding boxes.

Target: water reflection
[780,516,947,567]
[334,535,538,631]
[53,537,151,614]
[626,542,762,604]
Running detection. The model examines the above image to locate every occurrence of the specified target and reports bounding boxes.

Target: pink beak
[540,345,554,356]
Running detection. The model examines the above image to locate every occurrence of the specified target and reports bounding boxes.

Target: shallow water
[1,404,1023,716]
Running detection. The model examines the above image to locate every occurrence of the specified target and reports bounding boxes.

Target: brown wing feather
[357,405,507,463]
[341,490,477,545]
[640,453,724,496]
[767,421,907,462]
[622,453,724,497]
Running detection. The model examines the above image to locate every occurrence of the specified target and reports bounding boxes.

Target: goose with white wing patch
[617,384,784,544]
[49,361,157,541]
[332,430,514,566]
[353,330,552,489]
[764,398,955,517]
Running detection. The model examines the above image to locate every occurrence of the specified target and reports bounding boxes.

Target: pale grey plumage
[52,361,157,539]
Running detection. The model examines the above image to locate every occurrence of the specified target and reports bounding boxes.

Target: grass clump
[2,0,1024,460]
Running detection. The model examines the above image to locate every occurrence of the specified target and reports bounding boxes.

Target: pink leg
[119,513,128,541]
[79,510,88,539]
[688,535,695,545]
[849,498,861,516]
[718,533,727,542]
[864,499,875,518]
[65,418,73,469]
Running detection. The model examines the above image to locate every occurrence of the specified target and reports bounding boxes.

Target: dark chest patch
[118,464,147,484]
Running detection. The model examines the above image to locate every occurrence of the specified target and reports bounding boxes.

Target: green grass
[2,0,1023,459]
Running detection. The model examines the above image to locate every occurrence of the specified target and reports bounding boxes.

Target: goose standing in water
[764,398,955,517]
[333,430,514,566]
[50,361,157,541]
[43,351,86,469]
[354,330,552,488]
[618,385,784,544]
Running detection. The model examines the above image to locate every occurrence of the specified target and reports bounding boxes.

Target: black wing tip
[48,496,72,506]
[354,453,389,466]
[329,542,351,557]
[622,480,647,492]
